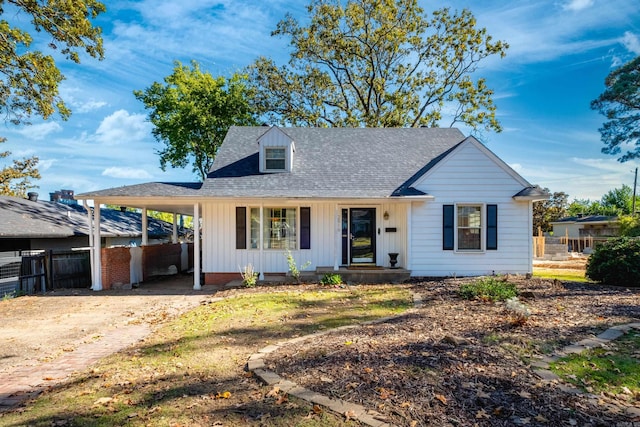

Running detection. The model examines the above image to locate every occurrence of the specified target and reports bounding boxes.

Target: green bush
[459,277,518,302]
[586,237,640,286]
[320,273,343,286]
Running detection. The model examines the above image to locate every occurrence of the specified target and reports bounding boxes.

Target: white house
[76,126,549,290]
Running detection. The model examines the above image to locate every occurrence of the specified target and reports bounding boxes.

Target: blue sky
[3,0,640,201]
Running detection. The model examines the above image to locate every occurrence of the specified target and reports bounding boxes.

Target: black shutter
[487,204,498,250]
[236,207,247,250]
[300,207,311,249]
[443,205,454,250]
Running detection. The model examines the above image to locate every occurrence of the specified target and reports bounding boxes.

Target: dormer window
[265,147,286,171]
[258,126,295,173]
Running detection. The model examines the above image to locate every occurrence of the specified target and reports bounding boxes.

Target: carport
[75,182,203,291]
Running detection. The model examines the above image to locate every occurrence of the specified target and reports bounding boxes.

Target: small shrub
[320,273,343,286]
[285,249,311,283]
[239,263,258,288]
[505,297,531,326]
[586,237,640,287]
[459,277,518,302]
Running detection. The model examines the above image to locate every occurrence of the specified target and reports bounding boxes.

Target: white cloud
[94,110,152,144]
[621,31,640,55]
[75,100,108,114]
[16,122,63,140]
[102,167,154,179]
[562,0,594,11]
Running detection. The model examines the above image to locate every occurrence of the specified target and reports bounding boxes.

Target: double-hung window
[443,204,498,251]
[265,148,286,171]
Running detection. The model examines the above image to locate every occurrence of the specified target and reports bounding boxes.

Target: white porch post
[259,206,264,280]
[141,208,148,246]
[193,202,201,290]
[92,204,102,291]
[172,213,178,244]
[83,201,95,290]
[334,205,340,270]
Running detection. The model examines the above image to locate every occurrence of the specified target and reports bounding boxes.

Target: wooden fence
[0,249,91,296]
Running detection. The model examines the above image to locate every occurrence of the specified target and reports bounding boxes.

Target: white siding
[410,141,533,276]
[201,200,408,274]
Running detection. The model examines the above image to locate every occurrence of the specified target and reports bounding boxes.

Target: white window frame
[264,147,287,171]
[455,203,485,252]
[249,207,298,250]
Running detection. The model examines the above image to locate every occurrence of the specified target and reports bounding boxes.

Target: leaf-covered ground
[264,278,640,426]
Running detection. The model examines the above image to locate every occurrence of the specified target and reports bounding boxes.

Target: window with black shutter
[236,207,247,249]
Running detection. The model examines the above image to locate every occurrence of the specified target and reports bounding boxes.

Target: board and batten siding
[409,141,533,276]
[201,200,408,275]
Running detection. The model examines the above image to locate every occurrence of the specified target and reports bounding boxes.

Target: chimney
[120,206,127,212]
[27,192,38,202]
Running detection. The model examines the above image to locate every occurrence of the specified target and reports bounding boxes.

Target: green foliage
[586,237,640,286]
[618,214,640,237]
[0,141,40,196]
[459,277,518,302]
[565,185,638,218]
[0,1,105,132]
[533,190,567,234]
[247,0,507,130]
[551,331,640,395]
[591,55,640,162]
[239,263,258,288]
[320,273,343,286]
[134,61,259,180]
[285,249,311,283]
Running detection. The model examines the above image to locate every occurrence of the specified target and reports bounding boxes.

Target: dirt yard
[0,275,217,374]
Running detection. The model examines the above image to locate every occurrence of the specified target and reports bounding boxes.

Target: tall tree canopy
[1,0,105,196]
[1,0,105,131]
[134,61,259,180]
[591,55,640,161]
[247,0,507,129]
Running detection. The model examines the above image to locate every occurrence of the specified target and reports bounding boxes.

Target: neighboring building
[550,215,620,239]
[76,126,549,289]
[0,194,187,252]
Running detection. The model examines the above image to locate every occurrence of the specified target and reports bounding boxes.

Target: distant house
[76,126,549,290]
[550,215,620,239]
[0,193,187,252]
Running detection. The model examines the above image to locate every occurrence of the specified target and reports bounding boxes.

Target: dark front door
[349,208,376,264]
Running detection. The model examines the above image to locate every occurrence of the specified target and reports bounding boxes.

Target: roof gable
[411,136,531,189]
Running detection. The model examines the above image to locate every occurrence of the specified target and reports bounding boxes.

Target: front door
[347,208,376,264]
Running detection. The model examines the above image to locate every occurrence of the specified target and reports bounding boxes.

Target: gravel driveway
[0,275,217,374]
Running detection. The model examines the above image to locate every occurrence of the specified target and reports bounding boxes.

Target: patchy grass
[533,268,589,282]
[550,330,640,396]
[0,286,412,427]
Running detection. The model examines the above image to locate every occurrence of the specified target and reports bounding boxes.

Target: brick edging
[530,322,640,418]
[247,292,423,427]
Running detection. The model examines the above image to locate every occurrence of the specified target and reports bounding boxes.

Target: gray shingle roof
[78,182,202,198]
[0,196,185,238]
[200,126,466,198]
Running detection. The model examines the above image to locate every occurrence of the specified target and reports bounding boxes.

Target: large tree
[591,55,640,161]
[1,0,105,130]
[1,0,105,195]
[134,61,259,180]
[247,0,507,129]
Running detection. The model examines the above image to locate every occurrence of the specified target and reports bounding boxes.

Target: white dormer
[258,126,295,173]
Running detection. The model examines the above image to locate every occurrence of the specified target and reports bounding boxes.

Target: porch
[315,266,411,284]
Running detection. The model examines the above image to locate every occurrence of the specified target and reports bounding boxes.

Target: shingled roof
[199,126,467,198]
[0,196,184,238]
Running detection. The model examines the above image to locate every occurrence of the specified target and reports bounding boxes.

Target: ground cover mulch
[262,277,640,426]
